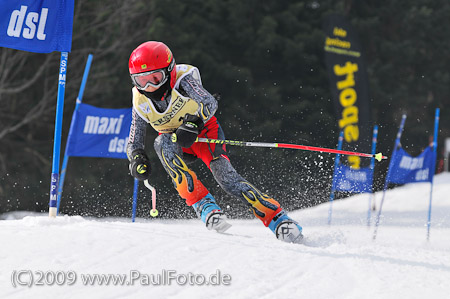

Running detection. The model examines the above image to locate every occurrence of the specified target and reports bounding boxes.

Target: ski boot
[192,193,232,233]
[268,210,303,243]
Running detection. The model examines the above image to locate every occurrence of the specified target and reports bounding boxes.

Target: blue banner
[0,0,74,53]
[388,146,436,184]
[334,165,374,193]
[66,103,132,159]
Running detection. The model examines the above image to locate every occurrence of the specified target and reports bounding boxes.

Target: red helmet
[129,41,176,89]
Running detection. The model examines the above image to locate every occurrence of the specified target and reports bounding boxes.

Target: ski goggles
[131,59,175,90]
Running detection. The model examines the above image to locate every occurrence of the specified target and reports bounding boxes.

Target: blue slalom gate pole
[427,108,440,241]
[49,52,69,217]
[373,114,407,239]
[367,125,378,227]
[57,54,93,214]
[132,179,139,222]
[328,131,344,225]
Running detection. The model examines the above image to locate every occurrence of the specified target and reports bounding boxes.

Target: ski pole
[175,135,387,162]
[144,179,159,217]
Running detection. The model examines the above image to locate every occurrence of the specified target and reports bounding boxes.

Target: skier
[126,41,303,243]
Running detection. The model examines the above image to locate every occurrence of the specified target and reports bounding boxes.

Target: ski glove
[129,149,150,181]
[173,114,205,148]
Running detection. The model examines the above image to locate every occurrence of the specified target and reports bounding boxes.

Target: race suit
[126,64,282,226]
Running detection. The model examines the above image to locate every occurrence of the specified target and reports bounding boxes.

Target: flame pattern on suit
[161,150,209,206]
[240,182,281,226]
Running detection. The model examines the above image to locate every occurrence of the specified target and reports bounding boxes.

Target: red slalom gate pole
[191,136,387,162]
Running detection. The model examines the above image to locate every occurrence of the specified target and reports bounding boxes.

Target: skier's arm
[179,73,218,123]
[127,108,151,180]
[172,74,217,148]
[126,108,147,160]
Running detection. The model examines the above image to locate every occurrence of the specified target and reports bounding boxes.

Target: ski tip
[374,152,387,162]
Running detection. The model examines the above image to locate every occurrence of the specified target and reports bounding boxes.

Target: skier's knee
[154,134,168,153]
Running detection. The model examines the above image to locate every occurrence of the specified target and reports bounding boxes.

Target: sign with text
[334,165,374,193]
[0,0,74,53]
[388,146,436,184]
[66,103,131,159]
[323,14,372,170]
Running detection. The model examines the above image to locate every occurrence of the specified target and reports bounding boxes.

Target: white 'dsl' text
[7,6,48,40]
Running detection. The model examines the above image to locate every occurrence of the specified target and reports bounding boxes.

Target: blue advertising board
[388,146,436,184]
[0,0,74,53]
[66,103,132,159]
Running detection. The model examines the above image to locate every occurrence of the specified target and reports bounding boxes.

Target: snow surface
[1,173,450,299]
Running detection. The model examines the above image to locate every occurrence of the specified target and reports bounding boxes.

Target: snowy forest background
[1,0,449,218]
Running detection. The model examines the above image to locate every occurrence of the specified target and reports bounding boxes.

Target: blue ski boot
[268,210,303,243]
[192,193,232,233]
